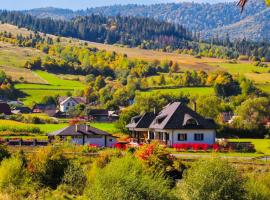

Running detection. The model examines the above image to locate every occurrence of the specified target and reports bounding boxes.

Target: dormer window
[186,118,198,126]
[183,114,199,126]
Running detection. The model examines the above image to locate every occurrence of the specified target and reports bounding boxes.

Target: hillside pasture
[0,66,46,84]
[0,24,269,94]
[0,41,45,68]
[139,87,214,97]
[209,62,269,75]
[15,70,85,105]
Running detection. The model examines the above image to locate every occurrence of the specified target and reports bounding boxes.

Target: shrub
[0,145,10,162]
[177,158,245,200]
[238,55,249,61]
[85,155,175,200]
[61,161,87,195]
[246,173,270,200]
[28,146,69,189]
[135,142,174,173]
[0,157,27,189]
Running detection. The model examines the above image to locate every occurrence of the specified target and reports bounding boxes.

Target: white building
[126,102,216,146]
[48,124,117,147]
[58,97,87,113]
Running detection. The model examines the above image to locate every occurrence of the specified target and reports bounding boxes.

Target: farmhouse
[58,97,87,113]
[48,124,117,147]
[88,109,119,122]
[126,102,216,146]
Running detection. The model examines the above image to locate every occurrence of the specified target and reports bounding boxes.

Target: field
[229,139,270,155]
[90,122,118,134]
[0,23,269,99]
[140,87,214,96]
[0,41,45,68]
[15,70,85,105]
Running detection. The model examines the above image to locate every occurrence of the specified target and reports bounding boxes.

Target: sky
[0,0,235,10]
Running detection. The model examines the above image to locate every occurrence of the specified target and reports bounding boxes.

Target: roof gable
[126,112,155,129]
[48,124,115,137]
[150,102,216,130]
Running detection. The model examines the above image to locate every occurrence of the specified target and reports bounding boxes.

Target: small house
[48,124,117,147]
[58,97,87,113]
[32,104,56,113]
[88,109,119,122]
[126,102,216,146]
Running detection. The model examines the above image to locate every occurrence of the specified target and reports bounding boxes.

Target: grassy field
[140,87,214,96]
[15,70,85,105]
[229,139,270,155]
[0,120,68,134]
[0,23,269,96]
[0,41,45,68]
[0,65,46,84]
[90,122,118,134]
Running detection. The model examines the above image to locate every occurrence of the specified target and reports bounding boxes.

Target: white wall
[60,99,77,112]
[157,129,216,146]
[71,136,117,147]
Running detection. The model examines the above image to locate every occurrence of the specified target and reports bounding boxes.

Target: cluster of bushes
[0,143,269,199]
[0,126,41,134]
[0,114,58,125]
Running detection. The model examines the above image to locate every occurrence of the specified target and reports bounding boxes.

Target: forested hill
[0,11,191,49]
[25,0,270,41]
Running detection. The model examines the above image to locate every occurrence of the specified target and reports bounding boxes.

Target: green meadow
[15,70,85,105]
[139,87,214,96]
[229,139,270,155]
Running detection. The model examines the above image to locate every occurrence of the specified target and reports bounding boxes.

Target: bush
[0,157,27,189]
[135,142,174,173]
[0,145,10,162]
[238,55,249,61]
[177,158,245,200]
[85,155,175,200]
[246,173,270,200]
[61,161,87,195]
[28,146,69,189]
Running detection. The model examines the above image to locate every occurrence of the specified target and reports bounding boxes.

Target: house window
[186,118,198,126]
[178,134,187,141]
[109,139,113,142]
[194,134,204,141]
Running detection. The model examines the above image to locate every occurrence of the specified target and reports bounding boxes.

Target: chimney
[86,124,89,132]
[75,124,78,132]
[193,101,197,112]
[153,107,156,115]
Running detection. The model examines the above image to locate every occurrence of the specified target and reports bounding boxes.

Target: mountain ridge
[24,0,270,41]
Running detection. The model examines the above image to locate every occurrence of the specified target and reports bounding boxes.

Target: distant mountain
[25,0,270,41]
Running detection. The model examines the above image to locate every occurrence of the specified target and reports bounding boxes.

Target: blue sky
[0,0,235,10]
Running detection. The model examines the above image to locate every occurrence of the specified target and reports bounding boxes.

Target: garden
[0,142,269,199]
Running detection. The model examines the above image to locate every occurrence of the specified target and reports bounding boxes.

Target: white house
[58,97,87,113]
[48,124,117,147]
[126,102,216,146]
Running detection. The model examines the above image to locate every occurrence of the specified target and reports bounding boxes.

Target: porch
[129,130,170,146]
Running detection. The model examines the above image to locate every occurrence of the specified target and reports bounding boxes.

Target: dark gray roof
[48,124,116,137]
[150,102,216,130]
[89,109,109,116]
[126,112,156,129]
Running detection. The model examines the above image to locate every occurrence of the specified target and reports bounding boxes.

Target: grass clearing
[0,120,68,135]
[0,41,45,68]
[0,66,46,84]
[139,87,214,96]
[229,139,270,155]
[90,122,118,134]
[15,70,85,105]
